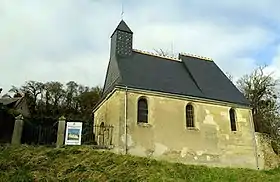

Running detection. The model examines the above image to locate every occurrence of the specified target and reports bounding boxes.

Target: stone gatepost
[56,116,66,147]
[11,114,24,145]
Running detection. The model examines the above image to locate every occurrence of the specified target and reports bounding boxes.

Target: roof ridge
[180,52,213,61]
[181,60,204,95]
[133,49,179,61]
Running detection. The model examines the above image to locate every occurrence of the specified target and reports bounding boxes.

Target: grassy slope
[0,145,280,182]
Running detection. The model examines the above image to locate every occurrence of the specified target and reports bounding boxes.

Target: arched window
[100,122,104,127]
[137,98,148,123]
[98,122,105,135]
[186,104,194,128]
[229,108,237,131]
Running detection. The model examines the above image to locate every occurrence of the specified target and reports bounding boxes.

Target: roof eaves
[103,76,121,96]
[92,87,118,113]
[117,85,251,108]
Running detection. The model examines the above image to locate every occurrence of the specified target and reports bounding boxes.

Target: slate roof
[179,54,249,105]
[103,50,250,106]
[111,20,133,37]
[100,20,250,107]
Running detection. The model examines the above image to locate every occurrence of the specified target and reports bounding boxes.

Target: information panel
[65,122,83,145]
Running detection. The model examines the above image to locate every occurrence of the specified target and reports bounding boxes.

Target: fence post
[11,114,24,145]
[56,116,66,148]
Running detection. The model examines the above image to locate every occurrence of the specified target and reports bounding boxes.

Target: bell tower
[110,20,133,58]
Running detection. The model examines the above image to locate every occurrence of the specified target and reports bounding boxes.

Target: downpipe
[249,109,259,170]
[124,86,128,154]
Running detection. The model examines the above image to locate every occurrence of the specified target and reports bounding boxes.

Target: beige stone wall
[94,90,123,152]
[94,88,259,169]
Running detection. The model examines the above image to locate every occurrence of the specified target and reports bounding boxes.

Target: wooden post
[56,116,66,148]
[11,114,24,145]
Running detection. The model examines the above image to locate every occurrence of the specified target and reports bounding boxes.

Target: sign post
[65,122,83,145]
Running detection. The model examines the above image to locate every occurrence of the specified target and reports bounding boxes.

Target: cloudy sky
[1,0,280,94]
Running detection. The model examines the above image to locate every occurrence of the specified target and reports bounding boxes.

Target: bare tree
[8,86,21,95]
[236,66,280,137]
[154,48,172,57]
[225,72,234,82]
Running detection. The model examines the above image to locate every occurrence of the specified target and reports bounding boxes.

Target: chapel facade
[93,20,260,169]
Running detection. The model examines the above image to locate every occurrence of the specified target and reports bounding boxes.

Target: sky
[1,0,280,94]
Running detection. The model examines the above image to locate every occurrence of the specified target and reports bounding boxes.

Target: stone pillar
[56,116,66,148]
[11,114,24,145]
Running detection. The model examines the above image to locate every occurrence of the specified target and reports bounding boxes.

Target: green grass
[0,145,280,182]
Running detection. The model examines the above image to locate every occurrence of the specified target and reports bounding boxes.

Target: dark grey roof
[179,54,249,105]
[102,51,250,106]
[102,56,122,96]
[111,20,133,38]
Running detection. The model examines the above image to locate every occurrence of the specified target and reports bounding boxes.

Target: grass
[0,145,280,182]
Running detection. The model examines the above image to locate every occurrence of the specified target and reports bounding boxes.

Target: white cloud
[133,21,274,78]
[1,0,280,94]
[264,45,280,79]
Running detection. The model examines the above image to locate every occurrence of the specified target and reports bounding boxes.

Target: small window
[137,98,148,123]
[229,108,237,131]
[186,104,194,128]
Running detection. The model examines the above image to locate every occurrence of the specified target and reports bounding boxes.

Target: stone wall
[255,133,280,169]
[124,90,257,169]
[94,90,123,153]
[93,88,260,169]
